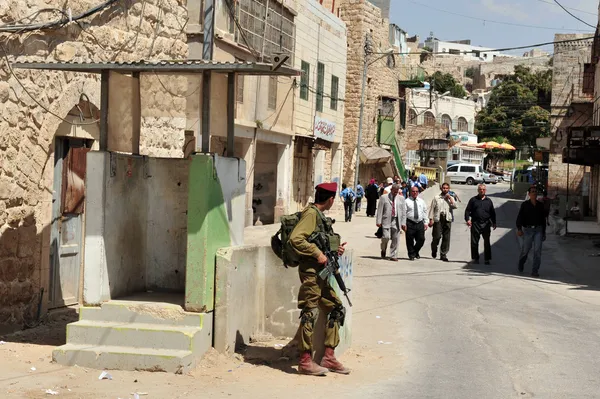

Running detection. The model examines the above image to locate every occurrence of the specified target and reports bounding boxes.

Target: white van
[446,163,484,185]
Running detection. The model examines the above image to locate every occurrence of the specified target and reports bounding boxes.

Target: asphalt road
[335,183,600,399]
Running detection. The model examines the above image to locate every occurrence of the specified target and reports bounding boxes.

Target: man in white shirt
[376,184,407,261]
[405,186,428,260]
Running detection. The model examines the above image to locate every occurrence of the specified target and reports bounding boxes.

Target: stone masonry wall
[0,0,188,331]
[548,34,594,199]
[339,0,402,185]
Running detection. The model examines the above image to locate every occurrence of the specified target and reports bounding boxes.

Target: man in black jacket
[516,186,547,277]
[465,184,497,265]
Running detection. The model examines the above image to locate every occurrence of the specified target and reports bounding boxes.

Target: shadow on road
[463,191,600,293]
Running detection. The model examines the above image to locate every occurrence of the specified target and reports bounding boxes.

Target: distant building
[424,33,500,62]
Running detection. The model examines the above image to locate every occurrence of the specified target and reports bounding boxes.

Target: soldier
[289,182,350,376]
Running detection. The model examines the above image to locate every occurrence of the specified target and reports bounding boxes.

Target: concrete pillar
[331,143,342,188]
[313,150,325,186]
[274,142,291,221]
[243,137,256,227]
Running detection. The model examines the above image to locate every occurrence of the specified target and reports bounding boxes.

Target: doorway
[49,137,92,309]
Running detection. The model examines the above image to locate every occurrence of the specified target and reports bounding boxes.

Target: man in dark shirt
[464,184,497,265]
[516,186,547,277]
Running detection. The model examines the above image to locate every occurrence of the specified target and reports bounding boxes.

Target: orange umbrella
[499,143,516,151]
[478,141,501,149]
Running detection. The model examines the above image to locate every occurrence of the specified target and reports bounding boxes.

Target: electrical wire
[552,0,596,29]
[534,0,597,16]
[403,0,591,32]
[0,0,119,33]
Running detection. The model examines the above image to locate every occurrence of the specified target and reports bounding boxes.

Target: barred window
[424,111,435,127]
[442,114,452,129]
[408,109,418,125]
[457,117,468,132]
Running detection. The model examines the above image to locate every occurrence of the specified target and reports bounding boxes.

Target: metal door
[49,138,90,308]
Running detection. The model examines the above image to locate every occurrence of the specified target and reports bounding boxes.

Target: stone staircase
[53,299,212,374]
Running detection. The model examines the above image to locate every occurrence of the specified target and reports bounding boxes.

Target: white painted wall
[409,89,477,133]
[293,0,347,143]
[430,40,501,62]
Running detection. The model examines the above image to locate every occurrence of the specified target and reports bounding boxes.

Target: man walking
[429,183,457,262]
[464,184,496,265]
[355,181,364,212]
[340,183,355,222]
[405,186,428,260]
[419,172,428,191]
[376,184,407,261]
[516,186,547,277]
[289,182,349,376]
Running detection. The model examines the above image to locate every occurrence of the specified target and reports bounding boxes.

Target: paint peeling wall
[84,153,190,304]
[214,245,354,356]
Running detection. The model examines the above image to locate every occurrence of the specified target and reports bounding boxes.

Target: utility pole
[201,0,216,153]
[354,33,371,190]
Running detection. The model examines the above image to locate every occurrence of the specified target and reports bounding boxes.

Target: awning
[360,147,393,164]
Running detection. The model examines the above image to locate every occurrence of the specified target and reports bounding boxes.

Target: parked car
[446,163,484,185]
[483,171,498,184]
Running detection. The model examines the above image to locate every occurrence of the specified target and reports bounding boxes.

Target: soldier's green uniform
[289,205,344,353]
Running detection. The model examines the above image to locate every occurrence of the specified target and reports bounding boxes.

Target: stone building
[548,33,594,216]
[290,0,346,211]
[338,0,417,185]
[187,0,299,226]
[472,55,552,90]
[403,88,477,169]
[0,0,189,332]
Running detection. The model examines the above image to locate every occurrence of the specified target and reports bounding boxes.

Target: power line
[375,35,596,57]
[552,0,596,29]
[403,0,591,32]
[534,0,597,16]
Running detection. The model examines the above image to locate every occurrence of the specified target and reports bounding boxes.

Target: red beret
[315,182,338,193]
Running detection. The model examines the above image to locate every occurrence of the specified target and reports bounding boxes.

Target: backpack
[271,211,304,268]
[271,206,333,268]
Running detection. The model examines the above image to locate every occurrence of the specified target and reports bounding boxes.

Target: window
[268,76,277,110]
[442,114,452,129]
[330,75,339,110]
[477,166,483,173]
[316,62,325,112]
[457,117,468,132]
[237,74,244,103]
[424,111,435,127]
[583,63,595,95]
[236,0,295,66]
[461,166,476,173]
[447,165,459,172]
[300,61,310,100]
[408,109,417,125]
[381,97,395,118]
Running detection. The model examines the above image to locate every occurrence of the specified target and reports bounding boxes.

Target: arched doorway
[49,98,99,308]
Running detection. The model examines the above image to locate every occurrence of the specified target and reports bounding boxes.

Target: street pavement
[335,183,600,399]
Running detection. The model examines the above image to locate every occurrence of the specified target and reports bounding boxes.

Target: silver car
[483,171,498,184]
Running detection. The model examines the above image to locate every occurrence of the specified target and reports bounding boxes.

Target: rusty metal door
[49,138,90,308]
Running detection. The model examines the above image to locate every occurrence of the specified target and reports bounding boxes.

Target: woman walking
[365,179,379,217]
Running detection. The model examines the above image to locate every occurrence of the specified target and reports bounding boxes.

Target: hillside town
[1,0,600,397]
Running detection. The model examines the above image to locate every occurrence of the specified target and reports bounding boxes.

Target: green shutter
[330,75,339,110]
[316,62,325,112]
[378,116,395,146]
[300,61,310,100]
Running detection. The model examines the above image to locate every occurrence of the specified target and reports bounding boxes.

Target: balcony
[562,126,600,166]
[397,65,426,88]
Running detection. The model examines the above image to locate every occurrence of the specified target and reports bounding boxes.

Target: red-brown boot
[320,347,351,374]
[298,351,329,376]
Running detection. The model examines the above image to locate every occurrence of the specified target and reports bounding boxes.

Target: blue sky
[389,0,597,55]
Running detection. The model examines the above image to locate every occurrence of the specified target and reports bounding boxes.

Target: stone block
[0,258,19,283]
[0,226,18,256]
[17,224,37,258]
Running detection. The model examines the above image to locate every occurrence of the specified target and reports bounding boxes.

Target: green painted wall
[185,155,232,312]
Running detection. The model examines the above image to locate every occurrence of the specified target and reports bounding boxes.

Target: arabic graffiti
[313,116,336,142]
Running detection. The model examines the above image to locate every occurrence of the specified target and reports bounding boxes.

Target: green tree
[475,66,551,148]
[427,71,467,99]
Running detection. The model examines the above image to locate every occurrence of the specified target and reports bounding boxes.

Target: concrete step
[67,320,203,351]
[79,301,205,327]
[53,343,195,373]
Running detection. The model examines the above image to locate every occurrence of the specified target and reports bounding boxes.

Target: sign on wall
[313,116,336,142]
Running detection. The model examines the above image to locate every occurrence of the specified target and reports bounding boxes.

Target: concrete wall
[0,0,188,330]
[214,245,354,356]
[83,153,189,304]
[186,154,246,313]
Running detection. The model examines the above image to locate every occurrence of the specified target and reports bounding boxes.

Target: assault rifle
[309,232,353,307]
